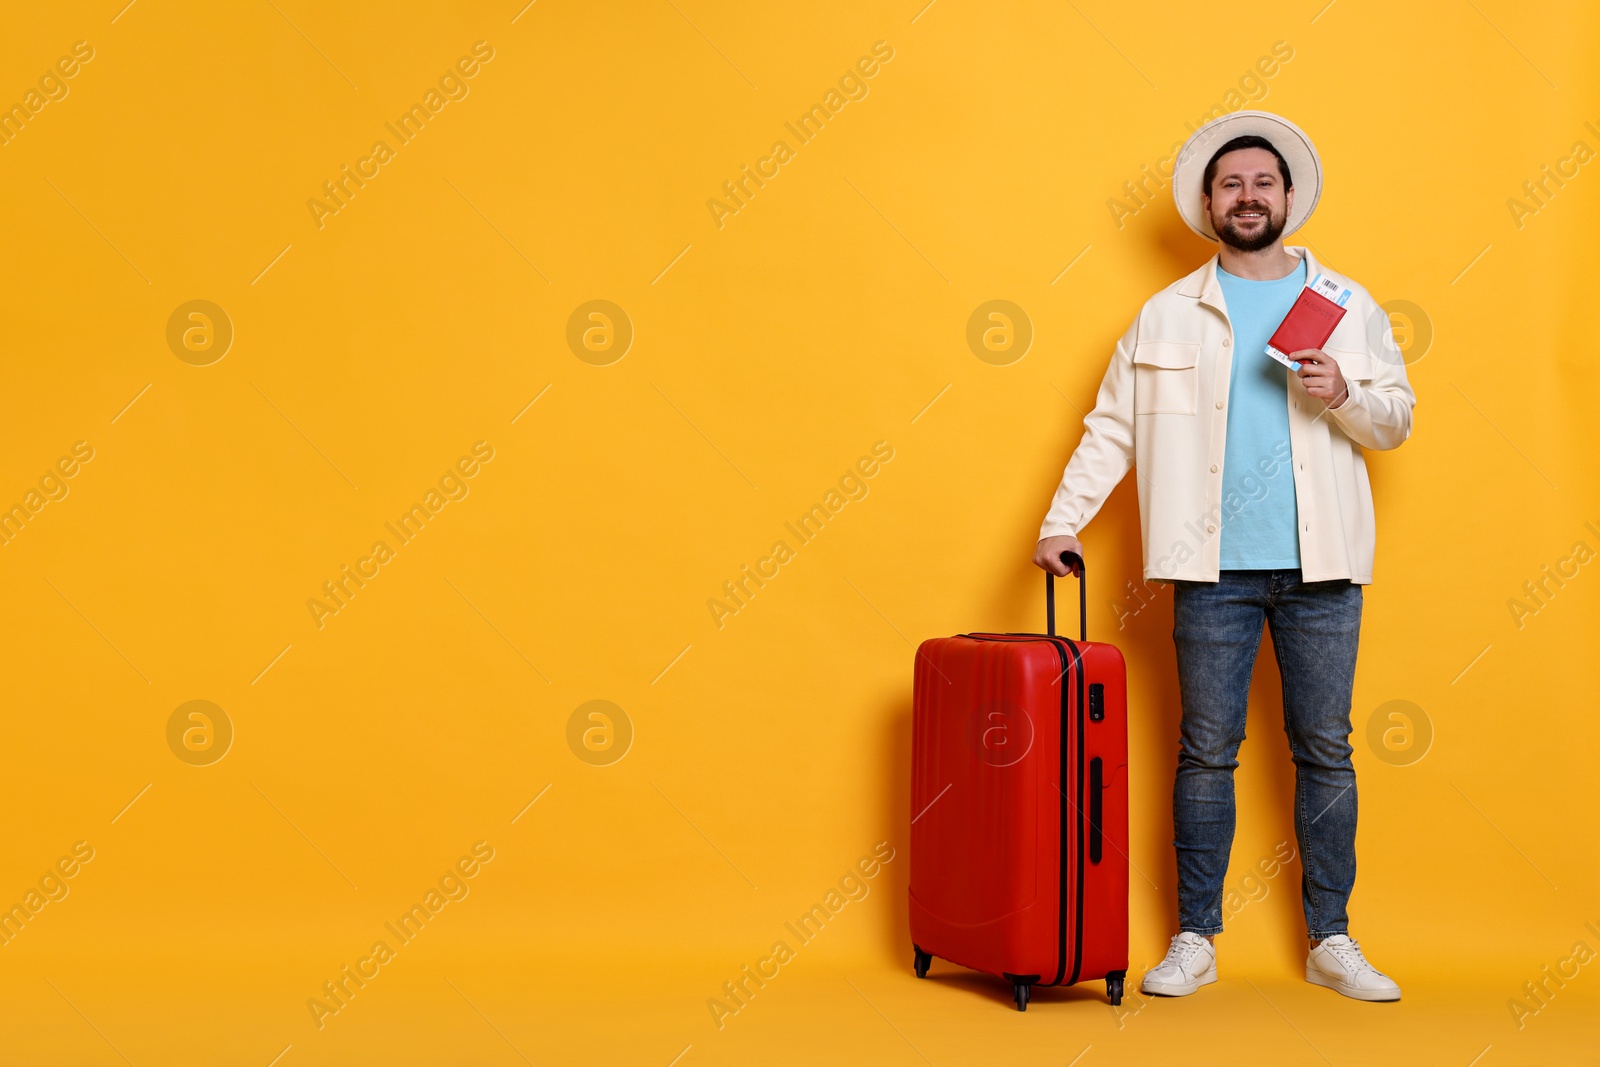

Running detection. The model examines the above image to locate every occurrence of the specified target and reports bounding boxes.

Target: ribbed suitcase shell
[908,563,1129,1009]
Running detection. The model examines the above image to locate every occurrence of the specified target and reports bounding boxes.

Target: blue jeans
[1168,569,1362,940]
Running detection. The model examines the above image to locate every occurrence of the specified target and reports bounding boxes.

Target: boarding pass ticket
[1309,273,1353,307]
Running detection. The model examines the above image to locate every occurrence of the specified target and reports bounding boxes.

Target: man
[1033,111,1416,1001]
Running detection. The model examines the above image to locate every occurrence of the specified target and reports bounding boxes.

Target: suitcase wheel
[1106,971,1126,1006]
[913,947,932,979]
[1011,981,1030,1012]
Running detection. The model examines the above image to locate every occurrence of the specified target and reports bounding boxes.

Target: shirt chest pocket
[1132,340,1201,415]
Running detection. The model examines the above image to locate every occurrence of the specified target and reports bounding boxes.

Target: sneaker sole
[1140,970,1217,997]
[1305,967,1400,1002]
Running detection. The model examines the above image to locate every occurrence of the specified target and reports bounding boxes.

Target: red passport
[1265,273,1350,370]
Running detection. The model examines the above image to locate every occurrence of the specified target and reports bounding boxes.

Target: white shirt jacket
[1038,245,1416,584]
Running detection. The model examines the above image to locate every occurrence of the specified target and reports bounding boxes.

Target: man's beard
[1215,203,1286,252]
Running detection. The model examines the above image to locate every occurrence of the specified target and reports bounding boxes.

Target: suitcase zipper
[1060,636,1086,988]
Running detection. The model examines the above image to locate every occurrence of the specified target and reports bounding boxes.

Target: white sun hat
[1171,110,1323,242]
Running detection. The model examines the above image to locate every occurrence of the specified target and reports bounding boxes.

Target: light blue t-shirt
[1215,258,1305,569]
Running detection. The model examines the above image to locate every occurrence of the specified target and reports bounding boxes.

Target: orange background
[0,1,1596,1063]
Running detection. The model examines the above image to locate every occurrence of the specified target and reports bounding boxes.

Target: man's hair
[1202,135,1292,198]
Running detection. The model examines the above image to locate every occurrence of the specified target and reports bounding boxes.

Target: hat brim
[1171,110,1321,242]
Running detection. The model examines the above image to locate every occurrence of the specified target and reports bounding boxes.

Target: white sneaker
[1306,934,1401,1001]
[1140,932,1217,996]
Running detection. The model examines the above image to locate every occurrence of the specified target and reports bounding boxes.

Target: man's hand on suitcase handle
[1034,535,1083,577]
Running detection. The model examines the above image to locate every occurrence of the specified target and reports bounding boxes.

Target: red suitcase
[909,551,1129,1010]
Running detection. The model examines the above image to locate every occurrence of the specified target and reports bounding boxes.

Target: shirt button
[1210,464,1218,473]
[1222,339,1231,347]
[1215,400,1224,409]
[1207,524,1217,533]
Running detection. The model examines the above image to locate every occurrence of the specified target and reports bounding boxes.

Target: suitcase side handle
[1046,550,1086,641]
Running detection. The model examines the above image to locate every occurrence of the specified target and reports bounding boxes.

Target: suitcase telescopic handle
[1046,550,1086,641]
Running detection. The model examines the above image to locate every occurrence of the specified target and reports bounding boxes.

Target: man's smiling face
[1203,146,1295,252]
